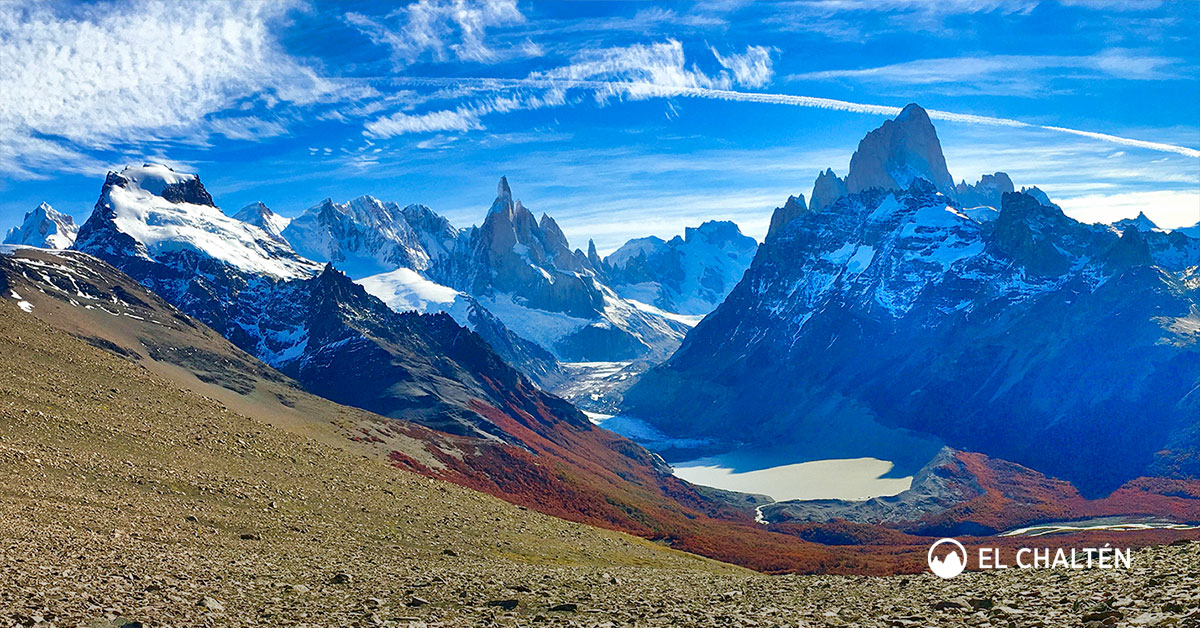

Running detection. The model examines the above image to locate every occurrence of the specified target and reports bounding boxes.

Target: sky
[1,0,1197,253]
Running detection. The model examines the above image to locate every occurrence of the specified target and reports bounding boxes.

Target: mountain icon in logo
[927,538,967,579]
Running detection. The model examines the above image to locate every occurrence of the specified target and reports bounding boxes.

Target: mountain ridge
[624,106,1200,498]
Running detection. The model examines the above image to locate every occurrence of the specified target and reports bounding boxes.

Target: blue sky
[1,0,1197,252]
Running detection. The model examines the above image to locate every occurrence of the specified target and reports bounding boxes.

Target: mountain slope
[625,105,1200,498]
[602,220,758,316]
[3,202,78,248]
[10,283,1198,623]
[0,274,767,626]
[62,170,926,573]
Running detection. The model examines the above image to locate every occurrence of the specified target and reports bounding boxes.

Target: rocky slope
[625,104,1200,498]
[3,202,78,249]
[6,274,1200,627]
[601,220,758,316]
[4,304,1199,624]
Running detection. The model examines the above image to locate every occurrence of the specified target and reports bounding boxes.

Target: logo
[927,538,967,579]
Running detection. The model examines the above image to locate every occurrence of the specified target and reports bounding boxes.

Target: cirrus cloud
[0,0,330,177]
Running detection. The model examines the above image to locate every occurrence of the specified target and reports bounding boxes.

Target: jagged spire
[766,194,808,240]
[809,169,848,213]
[844,103,955,197]
[490,176,515,216]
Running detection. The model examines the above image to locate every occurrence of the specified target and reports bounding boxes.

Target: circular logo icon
[927,538,967,579]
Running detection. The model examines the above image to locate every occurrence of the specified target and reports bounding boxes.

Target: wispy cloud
[345,0,534,65]
[368,72,1200,158]
[786,49,1182,95]
[359,40,776,135]
[365,107,483,138]
[529,40,775,101]
[712,45,774,88]
[0,0,329,177]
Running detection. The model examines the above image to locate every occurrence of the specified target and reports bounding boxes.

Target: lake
[671,453,913,502]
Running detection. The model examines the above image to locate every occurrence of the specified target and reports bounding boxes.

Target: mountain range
[624,103,1200,498]
[216,177,754,372]
[5,102,1199,550]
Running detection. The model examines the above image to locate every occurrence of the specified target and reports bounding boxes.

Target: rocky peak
[539,213,570,250]
[587,239,602,268]
[992,191,1079,277]
[106,164,215,207]
[844,103,955,197]
[766,194,808,240]
[1105,222,1153,269]
[685,220,744,245]
[809,168,848,213]
[1019,186,1053,207]
[956,172,1015,208]
[1114,212,1161,233]
[491,176,515,216]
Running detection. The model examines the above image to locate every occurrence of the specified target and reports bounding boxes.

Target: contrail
[375,76,1200,158]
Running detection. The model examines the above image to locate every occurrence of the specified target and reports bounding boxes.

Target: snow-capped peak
[73,165,319,280]
[3,202,78,249]
[1020,186,1054,207]
[844,103,955,197]
[232,201,291,243]
[113,164,212,203]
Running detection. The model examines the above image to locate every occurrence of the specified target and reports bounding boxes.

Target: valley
[5,287,1200,627]
[2,0,1198,624]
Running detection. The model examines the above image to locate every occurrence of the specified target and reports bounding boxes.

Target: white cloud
[372,65,1199,158]
[529,40,775,102]
[359,40,776,136]
[712,45,774,88]
[208,117,288,141]
[1057,190,1200,230]
[0,0,328,177]
[365,107,483,138]
[346,0,530,65]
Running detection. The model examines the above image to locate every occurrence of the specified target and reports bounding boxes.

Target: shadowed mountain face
[625,106,1200,498]
[70,165,578,442]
